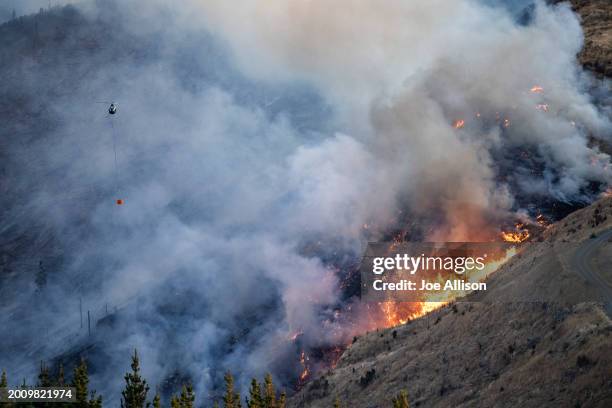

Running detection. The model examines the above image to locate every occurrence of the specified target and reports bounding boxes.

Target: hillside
[290,198,612,408]
[557,0,612,77]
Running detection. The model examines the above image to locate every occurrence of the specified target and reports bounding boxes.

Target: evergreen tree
[333,397,342,408]
[170,396,180,408]
[72,359,101,408]
[391,390,409,408]
[0,370,13,408]
[222,372,241,408]
[152,394,161,408]
[73,360,90,408]
[11,9,16,20]
[38,361,52,387]
[89,392,103,408]
[121,350,150,408]
[277,392,286,408]
[246,379,263,408]
[36,362,54,408]
[179,385,195,408]
[262,374,276,408]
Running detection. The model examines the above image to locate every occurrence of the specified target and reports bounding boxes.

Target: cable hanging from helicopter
[100,101,123,205]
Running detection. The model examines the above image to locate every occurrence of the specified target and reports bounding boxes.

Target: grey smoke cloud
[0,0,610,402]
[191,0,610,235]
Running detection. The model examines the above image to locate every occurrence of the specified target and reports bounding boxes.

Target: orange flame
[536,214,550,228]
[376,301,446,328]
[370,246,517,328]
[298,351,310,383]
[501,223,530,243]
[453,119,465,129]
[328,346,343,369]
[530,86,544,93]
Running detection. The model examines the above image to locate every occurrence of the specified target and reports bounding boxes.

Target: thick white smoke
[190,0,611,238]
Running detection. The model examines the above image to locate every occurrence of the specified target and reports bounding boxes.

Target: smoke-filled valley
[0,0,610,404]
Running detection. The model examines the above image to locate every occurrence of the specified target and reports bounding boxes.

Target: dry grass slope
[289,198,612,408]
[556,0,612,77]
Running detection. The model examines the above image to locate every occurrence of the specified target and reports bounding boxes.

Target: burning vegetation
[453,119,466,129]
[501,223,531,243]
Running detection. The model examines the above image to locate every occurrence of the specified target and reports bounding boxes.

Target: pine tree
[277,392,286,408]
[0,370,13,408]
[391,390,409,408]
[89,392,103,408]
[38,361,52,386]
[72,359,101,408]
[179,385,195,408]
[35,362,54,408]
[263,374,276,408]
[170,396,180,408]
[152,394,161,408]
[222,372,241,408]
[1,370,7,387]
[333,397,342,408]
[73,360,90,408]
[121,350,150,408]
[246,379,263,408]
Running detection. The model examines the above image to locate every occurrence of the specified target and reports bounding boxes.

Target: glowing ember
[503,118,511,128]
[453,119,465,129]
[536,214,550,228]
[327,346,344,370]
[501,223,530,243]
[535,104,549,112]
[530,85,544,93]
[298,351,310,384]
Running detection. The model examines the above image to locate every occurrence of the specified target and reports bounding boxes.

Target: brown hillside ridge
[289,197,612,408]
[554,0,612,77]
